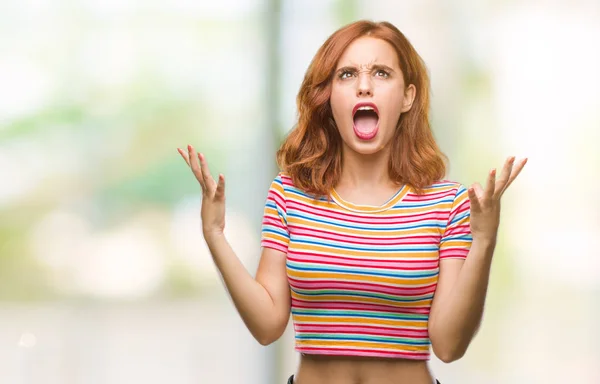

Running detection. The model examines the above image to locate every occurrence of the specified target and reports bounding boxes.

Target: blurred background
[1,0,599,383]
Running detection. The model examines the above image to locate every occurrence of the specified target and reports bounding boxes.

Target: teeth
[357,106,375,111]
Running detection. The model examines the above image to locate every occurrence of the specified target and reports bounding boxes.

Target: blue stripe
[292,310,428,321]
[290,288,433,303]
[295,334,431,345]
[396,198,454,208]
[287,263,438,278]
[288,212,445,231]
[290,238,439,252]
[262,228,289,238]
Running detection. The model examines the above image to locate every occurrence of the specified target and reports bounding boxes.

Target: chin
[344,135,389,156]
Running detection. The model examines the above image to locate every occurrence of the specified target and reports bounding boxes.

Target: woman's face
[330,36,416,156]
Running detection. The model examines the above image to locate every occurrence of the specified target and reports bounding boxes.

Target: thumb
[215,174,226,200]
[468,186,481,212]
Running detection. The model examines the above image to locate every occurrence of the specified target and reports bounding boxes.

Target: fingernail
[187,145,192,151]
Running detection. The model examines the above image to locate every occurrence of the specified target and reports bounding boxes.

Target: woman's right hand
[177,145,226,238]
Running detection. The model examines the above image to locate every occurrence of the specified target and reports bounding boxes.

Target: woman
[178,20,526,384]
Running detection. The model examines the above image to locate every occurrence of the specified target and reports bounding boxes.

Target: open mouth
[352,102,379,140]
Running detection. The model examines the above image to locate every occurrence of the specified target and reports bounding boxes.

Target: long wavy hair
[276,20,447,196]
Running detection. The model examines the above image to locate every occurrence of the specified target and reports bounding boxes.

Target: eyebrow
[335,63,396,74]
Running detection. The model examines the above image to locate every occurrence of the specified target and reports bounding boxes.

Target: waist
[294,354,435,384]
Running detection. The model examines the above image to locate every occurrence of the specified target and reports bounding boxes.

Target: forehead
[336,36,399,69]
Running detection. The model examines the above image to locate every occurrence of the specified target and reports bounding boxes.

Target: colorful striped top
[260,172,472,360]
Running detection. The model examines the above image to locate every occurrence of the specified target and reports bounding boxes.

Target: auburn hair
[276,20,447,197]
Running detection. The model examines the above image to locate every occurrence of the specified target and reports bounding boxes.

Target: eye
[339,70,355,79]
[375,69,389,78]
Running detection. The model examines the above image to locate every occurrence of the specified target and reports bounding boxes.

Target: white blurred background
[0,0,599,383]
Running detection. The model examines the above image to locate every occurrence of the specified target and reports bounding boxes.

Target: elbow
[253,321,288,346]
[430,332,468,363]
[256,335,277,346]
[433,345,466,364]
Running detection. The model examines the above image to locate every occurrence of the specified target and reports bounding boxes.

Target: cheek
[329,86,350,124]
[381,91,405,124]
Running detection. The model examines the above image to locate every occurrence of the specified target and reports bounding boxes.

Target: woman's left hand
[468,156,528,243]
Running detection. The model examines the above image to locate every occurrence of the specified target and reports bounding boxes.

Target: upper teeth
[358,106,374,111]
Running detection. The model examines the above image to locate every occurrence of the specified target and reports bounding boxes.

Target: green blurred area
[0,0,508,302]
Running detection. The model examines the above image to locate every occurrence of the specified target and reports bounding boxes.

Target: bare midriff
[293,354,435,384]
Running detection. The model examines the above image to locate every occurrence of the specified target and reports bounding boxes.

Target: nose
[356,73,373,97]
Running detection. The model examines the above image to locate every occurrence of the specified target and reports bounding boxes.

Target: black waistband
[287,375,441,384]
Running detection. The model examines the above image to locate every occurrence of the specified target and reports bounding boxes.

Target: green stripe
[292,308,428,320]
[292,288,433,302]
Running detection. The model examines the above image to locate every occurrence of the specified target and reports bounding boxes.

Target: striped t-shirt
[260,172,472,360]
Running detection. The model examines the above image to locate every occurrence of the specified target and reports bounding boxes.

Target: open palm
[177,145,226,237]
[467,156,528,242]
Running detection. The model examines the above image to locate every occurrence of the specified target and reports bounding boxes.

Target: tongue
[353,114,378,134]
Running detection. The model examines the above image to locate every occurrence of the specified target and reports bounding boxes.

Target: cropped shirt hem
[295,346,431,361]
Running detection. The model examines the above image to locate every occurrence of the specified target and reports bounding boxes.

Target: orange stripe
[290,292,432,307]
[296,339,429,352]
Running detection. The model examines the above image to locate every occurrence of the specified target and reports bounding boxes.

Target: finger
[177,148,191,167]
[468,186,481,212]
[187,145,206,191]
[198,152,217,192]
[485,168,496,201]
[502,157,528,194]
[215,174,226,201]
[494,156,515,198]
[472,182,484,199]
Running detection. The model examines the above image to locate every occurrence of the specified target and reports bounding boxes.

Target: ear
[401,84,416,113]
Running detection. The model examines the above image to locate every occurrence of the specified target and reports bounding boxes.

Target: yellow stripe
[263,232,288,244]
[289,193,452,215]
[288,193,338,209]
[264,207,281,217]
[288,269,436,285]
[292,315,427,328]
[290,292,432,307]
[387,204,452,214]
[330,186,410,213]
[296,339,429,352]
[288,243,439,258]
[288,218,442,237]
[271,180,285,195]
[440,241,471,249]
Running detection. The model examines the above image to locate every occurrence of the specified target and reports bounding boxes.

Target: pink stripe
[287,254,438,270]
[439,249,469,259]
[289,278,436,296]
[290,227,440,245]
[267,189,286,209]
[289,200,447,225]
[295,325,429,338]
[261,240,287,253]
[291,299,431,314]
[262,216,285,229]
[289,251,438,264]
[296,346,429,359]
[289,276,437,291]
[403,189,456,202]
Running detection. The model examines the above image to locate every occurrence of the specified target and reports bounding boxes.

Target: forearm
[430,238,496,361]
[204,232,283,344]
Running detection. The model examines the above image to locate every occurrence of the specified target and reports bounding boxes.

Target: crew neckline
[330,185,409,213]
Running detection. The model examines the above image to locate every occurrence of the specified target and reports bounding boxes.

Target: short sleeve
[439,184,472,260]
[260,173,290,254]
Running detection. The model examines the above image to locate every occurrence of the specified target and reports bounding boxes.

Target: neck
[337,144,396,190]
